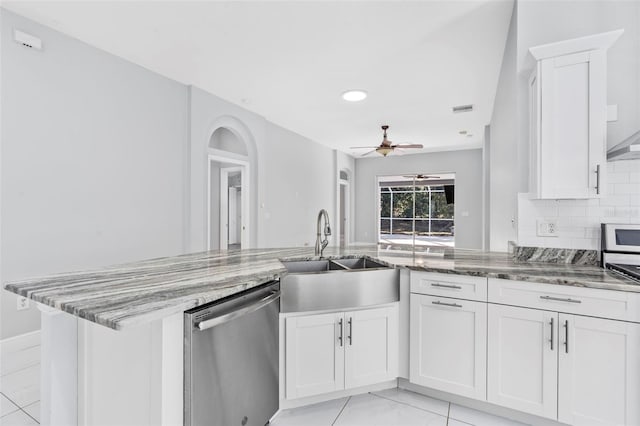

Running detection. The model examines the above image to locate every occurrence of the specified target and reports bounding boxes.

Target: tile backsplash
[518,159,640,250]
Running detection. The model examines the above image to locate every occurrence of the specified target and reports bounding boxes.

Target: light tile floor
[0,334,40,426]
[272,388,528,426]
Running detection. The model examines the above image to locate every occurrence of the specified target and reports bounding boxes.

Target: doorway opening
[338,170,350,248]
[208,126,250,250]
[377,173,455,249]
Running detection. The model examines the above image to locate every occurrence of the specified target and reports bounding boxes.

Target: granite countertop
[4,246,639,330]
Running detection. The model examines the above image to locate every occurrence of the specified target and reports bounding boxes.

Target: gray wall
[1,9,188,339]
[488,4,518,252]
[353,149,483,250]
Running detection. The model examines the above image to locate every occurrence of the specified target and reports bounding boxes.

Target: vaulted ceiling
[3,1,514,156]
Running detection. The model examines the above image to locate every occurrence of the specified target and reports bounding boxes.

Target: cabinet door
[558,314,640,425]
[344,305,398,389]
[539,50,606,199]
[487,304,558,419]
[410,295,487,400]
[285,312,344,399]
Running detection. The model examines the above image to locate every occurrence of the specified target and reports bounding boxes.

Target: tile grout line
[369,391,449,419]
[19,405,40,424]
[330,396,351,426]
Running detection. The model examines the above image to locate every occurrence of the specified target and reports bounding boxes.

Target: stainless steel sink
[280,260,346,273]
[330,257,388,270]
[280,257,399,313]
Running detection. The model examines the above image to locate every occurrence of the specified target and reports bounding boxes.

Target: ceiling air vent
[452,104,474,113]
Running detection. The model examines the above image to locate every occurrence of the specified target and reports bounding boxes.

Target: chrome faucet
[315,209,332,257]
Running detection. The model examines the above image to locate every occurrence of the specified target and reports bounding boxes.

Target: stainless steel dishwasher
[184,281,280,426]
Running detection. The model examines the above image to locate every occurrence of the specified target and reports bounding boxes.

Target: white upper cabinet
[528,30,622,199]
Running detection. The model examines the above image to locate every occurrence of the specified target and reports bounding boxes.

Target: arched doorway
[208,127,250,250]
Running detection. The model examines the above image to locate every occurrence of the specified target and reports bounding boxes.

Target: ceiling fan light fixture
[342,90,367,102]
[376,146,393,156]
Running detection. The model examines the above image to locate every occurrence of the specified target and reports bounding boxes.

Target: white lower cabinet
[285,305,398,400]
[285,311,345,399]
[487,304,558,419]
[487,304,640,425]
[558,314,640,426]
[410,294,487,400]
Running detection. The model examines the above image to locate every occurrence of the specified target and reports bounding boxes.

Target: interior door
[558,314,640,425]
[410,294,487,400]
[487,304,558,419]
[285,312,344,399]
[344,306,398,389]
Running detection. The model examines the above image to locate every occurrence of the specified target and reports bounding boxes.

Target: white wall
[1,9,188,339]
[488,3,518,252]
[353,149,483,250]
[259,122,335,248]
[187,86,340,250]
[515,0,640,250]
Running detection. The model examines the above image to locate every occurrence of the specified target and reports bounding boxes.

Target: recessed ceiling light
[459,130,468,135]
[342,90,367,102]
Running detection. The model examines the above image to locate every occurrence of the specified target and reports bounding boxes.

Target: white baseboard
[278,379,398,410]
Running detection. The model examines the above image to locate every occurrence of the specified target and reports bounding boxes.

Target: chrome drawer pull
[430,283,462,290]
[564,320,569,353]
[432,300,462,308]
[539,295,582,304]
[338,318,343,347]
[549,317,554,351]
[595,164,601,195]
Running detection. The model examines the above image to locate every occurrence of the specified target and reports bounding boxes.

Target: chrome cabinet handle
[432,300,462,308]
[338,318,343,347]
[549,317,554,351]
[595,164,601,195]
[430,283,462,290]
[564,320,569,353]
[539,295,582,304]
[347,317,353,345]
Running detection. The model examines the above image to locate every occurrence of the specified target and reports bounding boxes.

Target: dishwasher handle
[195,290,280,331]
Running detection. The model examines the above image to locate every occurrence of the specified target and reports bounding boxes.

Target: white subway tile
[584,227,601,239]
[612,160,640,173]
[558,206,586,217]
[614,183,640,194]
[600,194,630,207]
[630,194,640,206]
[606,172,629,184]
[628,173,640,183]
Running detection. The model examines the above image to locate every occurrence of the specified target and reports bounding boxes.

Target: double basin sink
[280,257,399,313]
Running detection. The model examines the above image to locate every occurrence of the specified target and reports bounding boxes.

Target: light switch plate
[537,219,559,237]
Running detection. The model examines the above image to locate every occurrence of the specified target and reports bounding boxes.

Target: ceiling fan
[351,125,424,157]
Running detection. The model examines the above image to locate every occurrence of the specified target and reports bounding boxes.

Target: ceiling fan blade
[350,146,379,149]
[361,149,378,157]
[393,144,424,149]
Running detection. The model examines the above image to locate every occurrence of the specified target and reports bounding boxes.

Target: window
[378,174,455,248]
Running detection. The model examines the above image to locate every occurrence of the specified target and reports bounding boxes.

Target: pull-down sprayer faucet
[315,209,332,257]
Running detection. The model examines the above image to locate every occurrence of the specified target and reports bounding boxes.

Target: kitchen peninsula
[5,246,640,426]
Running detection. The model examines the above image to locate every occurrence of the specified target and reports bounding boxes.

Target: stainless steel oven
[601,223,640,282]
[184,281,280,426]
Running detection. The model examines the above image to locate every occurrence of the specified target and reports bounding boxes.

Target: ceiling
[3,1,513,156]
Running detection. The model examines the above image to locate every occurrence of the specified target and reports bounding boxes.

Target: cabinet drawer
[411,271,487,302]
[488,278,640,323]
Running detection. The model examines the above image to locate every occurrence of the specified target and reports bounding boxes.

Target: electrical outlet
[17,296,30,311]
[537,219,559,237]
